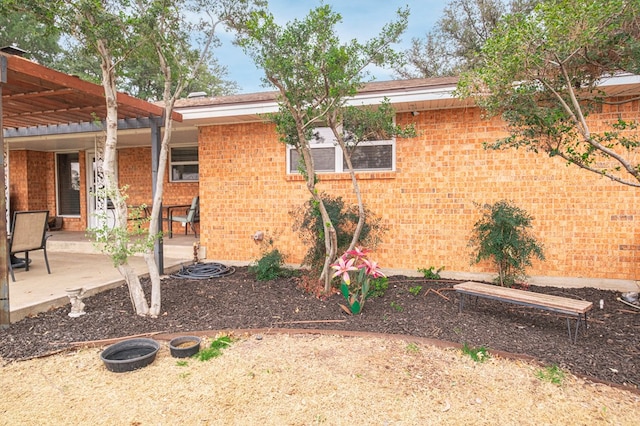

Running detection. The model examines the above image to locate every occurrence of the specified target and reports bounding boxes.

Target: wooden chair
[168,196,200,238]
[9,210,51,282]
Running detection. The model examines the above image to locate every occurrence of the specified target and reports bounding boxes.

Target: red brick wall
[9,150,55,215]
[8,151,29,213]
[118,147,199,235]
[198,104,640,282]
[9,148,199,233]
[9,150,86,231]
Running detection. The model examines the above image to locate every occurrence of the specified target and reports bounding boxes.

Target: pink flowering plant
[331,247,386,314]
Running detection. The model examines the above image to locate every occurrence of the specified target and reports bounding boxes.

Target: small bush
[368,276,389,298]
[418,266,444,280]
[249,248,298,281]
[469,200,544,287]
[291,194,387,274]
[409,285,422,296]
[390,301,403,312]
[535,364,565,385]
[195,336,233,361]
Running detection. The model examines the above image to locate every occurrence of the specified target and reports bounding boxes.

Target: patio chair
[8,210,51,282]
[168,196,199,238]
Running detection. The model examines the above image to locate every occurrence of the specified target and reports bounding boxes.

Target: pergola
[0,51,181,327]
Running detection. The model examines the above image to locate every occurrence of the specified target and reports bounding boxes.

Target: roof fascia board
[179,85,459,122]
[179,102,279,121]
[598,73,640,87]
[346,86,456,107]
[179,73,640,124]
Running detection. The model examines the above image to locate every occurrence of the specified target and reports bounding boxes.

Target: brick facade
[9,147,198,235]
[117,147,199,236]
[198,104,640,283]
[8,97,639,284]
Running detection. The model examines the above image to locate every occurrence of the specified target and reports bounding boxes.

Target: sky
[215,0,448,94]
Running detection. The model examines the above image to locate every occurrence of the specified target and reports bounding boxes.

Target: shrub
[418,266,444,280]
[194,336,233,361]
[249,248,297,281]
[292,194,387,273]
[368,276,389,298]
[468,200,545,287]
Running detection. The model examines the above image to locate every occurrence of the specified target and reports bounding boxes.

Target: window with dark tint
[289,148,336,173]
[345,145,393,170]
[57,153,80,215]
[170,146,199,181]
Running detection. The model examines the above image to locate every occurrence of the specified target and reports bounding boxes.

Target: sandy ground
[1,333,638,425]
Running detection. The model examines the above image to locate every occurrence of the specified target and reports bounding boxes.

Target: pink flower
[346,246,370,260]
[362,258,386,278]
[331,255,357,285]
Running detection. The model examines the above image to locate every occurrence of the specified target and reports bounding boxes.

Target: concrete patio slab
[3,231,199,323]
[7,251,190,323]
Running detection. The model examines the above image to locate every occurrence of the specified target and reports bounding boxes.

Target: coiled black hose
[170,262,235,279]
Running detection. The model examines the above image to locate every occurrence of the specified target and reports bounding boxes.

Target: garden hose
[170,262,235,279]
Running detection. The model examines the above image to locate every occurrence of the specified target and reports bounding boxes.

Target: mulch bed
[1,266,638,390]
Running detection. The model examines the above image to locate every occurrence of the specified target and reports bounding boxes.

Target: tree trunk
[145,102,173,318]
[144,252,162,316]
[334,136,365,252]
[96,38,149,316]
[298,140,337,292]
[117,262,149,313]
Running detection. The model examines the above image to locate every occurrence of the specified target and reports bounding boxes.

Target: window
[287,127,395,174]
[170,146,199,182]
[57,153,80,216]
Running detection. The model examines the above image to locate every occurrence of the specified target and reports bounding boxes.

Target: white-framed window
[287,127,395,174]
[170,145,199,182]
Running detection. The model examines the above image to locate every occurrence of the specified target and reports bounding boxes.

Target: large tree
[457,0,640,187]
[0,9,63,66]
[1,0,258,316]
[0,2,239,102]
[396,0,539,78]
[236,5,411,291]
[133,0,264,316]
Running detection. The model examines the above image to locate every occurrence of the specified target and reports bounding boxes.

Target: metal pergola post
[151,116,164,275]
[1,55,10,328]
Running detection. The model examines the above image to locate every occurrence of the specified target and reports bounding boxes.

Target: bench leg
[567,314,587,344]
[583,312,588,334]
[458,293,465,313]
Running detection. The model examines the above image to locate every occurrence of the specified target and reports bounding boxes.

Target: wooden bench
[454,281,593,343]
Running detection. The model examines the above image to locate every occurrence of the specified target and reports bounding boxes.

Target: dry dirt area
[0,333,638,425]
[1,266,639,424]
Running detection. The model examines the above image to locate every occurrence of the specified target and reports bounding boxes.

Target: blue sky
[216,1,448,93]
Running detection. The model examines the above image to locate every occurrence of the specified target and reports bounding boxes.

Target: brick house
[6,74,640,290]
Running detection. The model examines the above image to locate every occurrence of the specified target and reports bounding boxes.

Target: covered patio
[0,50,185,326]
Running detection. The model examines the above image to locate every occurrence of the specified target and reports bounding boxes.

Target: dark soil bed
[1,267,638,389]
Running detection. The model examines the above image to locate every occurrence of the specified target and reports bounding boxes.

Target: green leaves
[469,200,544,287]
[458,0,640,187]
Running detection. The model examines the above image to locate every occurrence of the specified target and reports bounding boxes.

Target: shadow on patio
[6,231,198,323]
